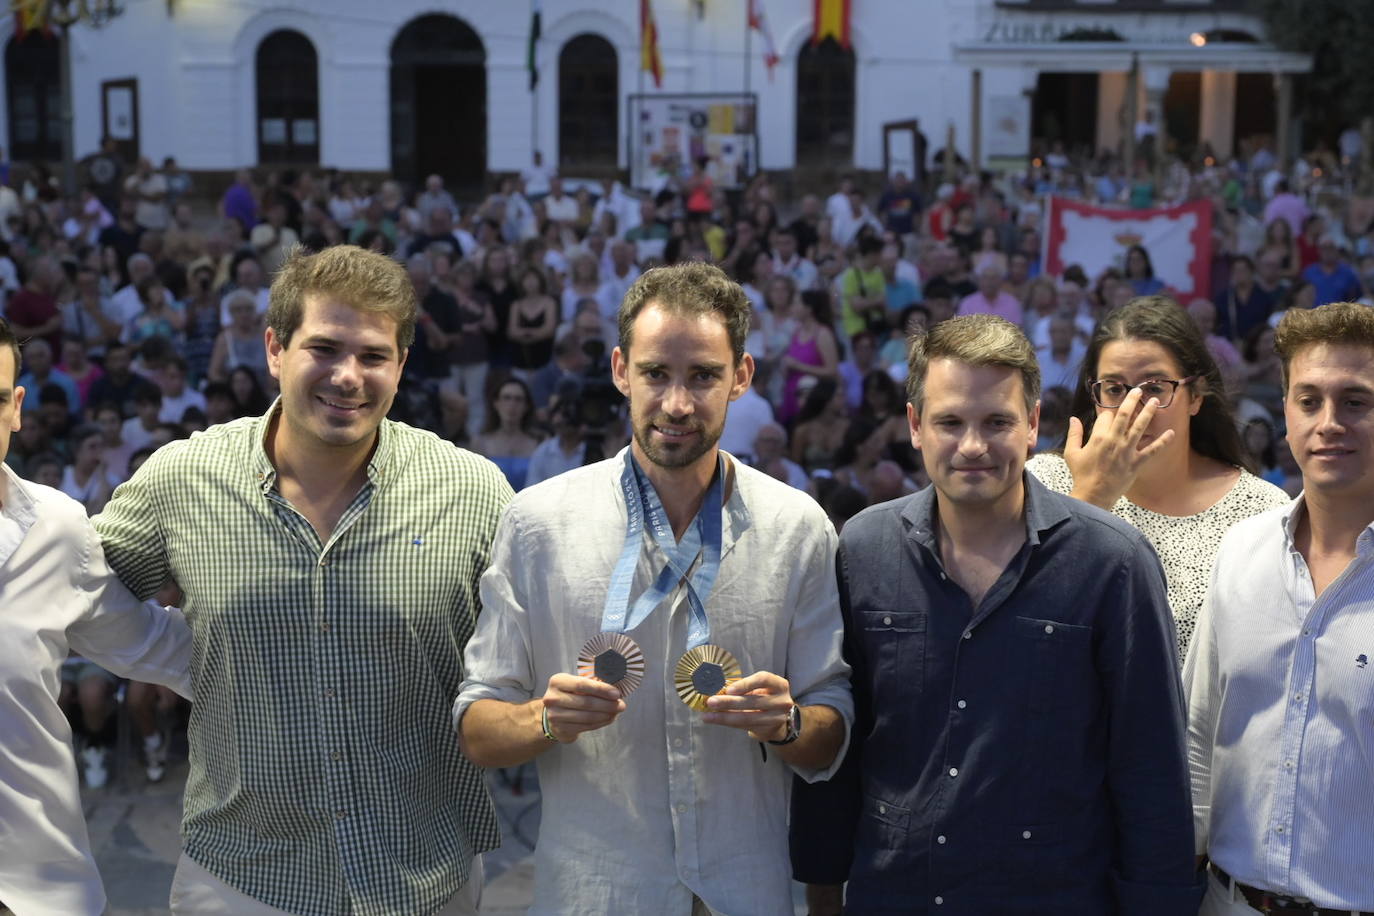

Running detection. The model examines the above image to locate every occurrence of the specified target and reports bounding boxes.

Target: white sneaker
[144,734,167,783]
[80,746,108,789]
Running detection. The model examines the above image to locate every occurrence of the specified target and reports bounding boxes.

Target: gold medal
[578,633,646,698]
[674,645,741,711]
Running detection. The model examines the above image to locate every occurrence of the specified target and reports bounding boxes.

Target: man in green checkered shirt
[95,245,512,915]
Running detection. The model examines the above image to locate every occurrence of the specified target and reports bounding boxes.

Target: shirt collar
[0,462,37,528]
[901,471,1069,552]
[250,398,396,494]
[1283,491,1374,558]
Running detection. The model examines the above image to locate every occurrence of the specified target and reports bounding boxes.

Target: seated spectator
[121,383,163,452]
[86,341,144,418]
[156,356,206,424]
[59,423,116,514]
[958,263,1022,325]
[790,378,849,474]
[207,289,267,385]
[779,290,839,424]
[1034,311,1088,391]
[1185,297,1242,370]
[227,364,271,418]
[525,396,588,487]
[124,275,185,345]
[1241,417,1286,489]
[1213,254,1276,342]
[1300,233,1362,305]
[17,339,80,419]
[473,377,543,491]
[1125,244,1167,296]
[93,401,135,483]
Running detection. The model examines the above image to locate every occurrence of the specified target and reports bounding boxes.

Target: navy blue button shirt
[791,475,1203,915]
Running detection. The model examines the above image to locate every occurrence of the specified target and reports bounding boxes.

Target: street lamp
[45,0,125,196]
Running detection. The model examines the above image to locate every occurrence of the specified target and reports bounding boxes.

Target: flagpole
[744,0,752,102]
[530,0,539,162]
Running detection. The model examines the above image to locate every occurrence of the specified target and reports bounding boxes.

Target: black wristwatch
[767,704,802,745]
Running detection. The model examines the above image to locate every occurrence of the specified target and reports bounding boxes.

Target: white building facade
[0,0,1310,187]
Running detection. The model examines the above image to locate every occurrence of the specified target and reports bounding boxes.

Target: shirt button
[1294,693,1303,702]
[882,616,892,626]
[676,803,688,814]
[878,804,887,814]
[1022,830,1032,839]
[335,809,347,820]
[936,835,946,844]
[331,750,342,761]
[319,621,331,633]
[673,738,684,748]
[948,767,958,778]
[938,573,946,581]
[956,700,967,709]
[1284,760,1294,769]
[962,631,972,640]
[1276,825,1285,834]
[1044,624,1054,634]
[323,688,336,699]
[935,896,944,905]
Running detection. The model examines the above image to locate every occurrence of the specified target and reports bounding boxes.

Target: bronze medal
[578,633,646,698]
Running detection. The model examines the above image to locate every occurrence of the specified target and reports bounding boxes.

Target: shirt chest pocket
[860,611,925,688]
[1013,616,1094,715]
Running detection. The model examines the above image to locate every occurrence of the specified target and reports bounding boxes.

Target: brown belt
[1210,862,1372,915]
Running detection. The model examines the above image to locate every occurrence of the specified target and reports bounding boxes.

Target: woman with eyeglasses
[1027,296,1289,659]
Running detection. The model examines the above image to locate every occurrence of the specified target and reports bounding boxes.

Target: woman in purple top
[779,289,839,424]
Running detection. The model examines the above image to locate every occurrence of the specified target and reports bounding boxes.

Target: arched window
[391,15,486,190]
[559,34,618,172]
[256,30,319,165]
[5,32,61,163]
[795,38,855,167]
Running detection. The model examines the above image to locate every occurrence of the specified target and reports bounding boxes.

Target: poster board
[627,93,758,191]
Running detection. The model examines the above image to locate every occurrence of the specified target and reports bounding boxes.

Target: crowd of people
[2,127,1373,913]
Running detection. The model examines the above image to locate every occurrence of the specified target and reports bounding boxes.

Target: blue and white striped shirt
[1184,496,1374,910]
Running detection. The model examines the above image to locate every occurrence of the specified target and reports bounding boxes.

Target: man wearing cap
[1301,235,1362,306]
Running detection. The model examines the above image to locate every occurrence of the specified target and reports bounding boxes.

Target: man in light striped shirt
[1186,301,1374,915]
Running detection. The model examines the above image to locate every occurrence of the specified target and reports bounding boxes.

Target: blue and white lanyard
[601,451,725,650]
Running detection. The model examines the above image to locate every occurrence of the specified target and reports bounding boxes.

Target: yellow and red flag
[641,0,663,88]
[12,0,52,39]
[811,0,851,48]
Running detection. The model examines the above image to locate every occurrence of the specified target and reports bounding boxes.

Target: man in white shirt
[1186,301,1374,915]
[157,357,207,424]
[718,381,774,463]
[0,316,191,915]
[592,178,641,237]
[457,263,851,915]
[109,252,157,328]
[542,176,579,226]
[521,150,554,199]
[1034,312,1087,392]
[831,189,883,249]
[772,227,818,291]
[596,241,642,320]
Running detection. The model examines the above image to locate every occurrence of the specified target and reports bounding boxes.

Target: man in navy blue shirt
[791,315,1202,915]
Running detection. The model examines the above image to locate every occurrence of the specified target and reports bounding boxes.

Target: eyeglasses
[1089,376,1197,409]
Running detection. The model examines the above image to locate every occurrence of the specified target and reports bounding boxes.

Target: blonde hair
[906,314,1040,414]
[1275,301,1374,392]
[268,245,417,351]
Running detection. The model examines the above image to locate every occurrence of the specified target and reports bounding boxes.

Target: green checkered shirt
[94,406,513,916]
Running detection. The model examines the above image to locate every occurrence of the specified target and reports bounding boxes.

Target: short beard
[633,413,719,470]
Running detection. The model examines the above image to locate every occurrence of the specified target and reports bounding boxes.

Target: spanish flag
[811,0,851,49]
[12,0,51,39]
[641,0,663,88]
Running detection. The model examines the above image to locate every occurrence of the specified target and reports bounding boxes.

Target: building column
[1274,71,1293,171]
[1097,71,1127,156]
[1142,64,1170,180]
[971,68,982,169]
[1198,69,1236,160]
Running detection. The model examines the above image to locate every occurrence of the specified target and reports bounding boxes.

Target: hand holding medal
[700,670,798,744]
[539,672,627,743]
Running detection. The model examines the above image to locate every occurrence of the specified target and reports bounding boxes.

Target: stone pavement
[85,755,808,914]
